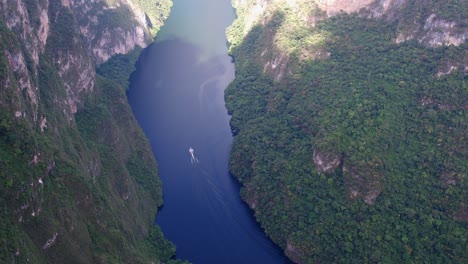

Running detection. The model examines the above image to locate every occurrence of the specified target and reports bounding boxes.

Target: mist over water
[128,0,291,263]
[157,0,235,58]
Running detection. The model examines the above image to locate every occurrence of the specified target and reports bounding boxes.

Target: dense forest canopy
[226,0,467,262]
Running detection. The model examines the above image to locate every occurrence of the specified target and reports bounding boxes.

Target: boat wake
[189,147,199,165]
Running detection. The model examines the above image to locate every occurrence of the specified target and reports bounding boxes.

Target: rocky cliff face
[232,0,467,47]
[0,0,173,262]
[1,0,170,120]
[229,0,466,81]
[69,0,168,64]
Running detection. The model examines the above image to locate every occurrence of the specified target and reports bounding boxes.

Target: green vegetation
[103,0,172,36]
[226,2,467,263]
[0,46,176,263]
[0,0,178,261]
[96,47,143,88]
[132,0,173,35]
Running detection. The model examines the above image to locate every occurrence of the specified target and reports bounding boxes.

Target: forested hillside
[226,0,467,262]
[0,0,180,263]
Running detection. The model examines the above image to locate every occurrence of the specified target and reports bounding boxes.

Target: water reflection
[127,0,292,262]
[156,0,235,58]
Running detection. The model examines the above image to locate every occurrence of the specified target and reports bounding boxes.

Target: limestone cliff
[0,0,174,262]
[230,0,466,83]
[230,0,467,48]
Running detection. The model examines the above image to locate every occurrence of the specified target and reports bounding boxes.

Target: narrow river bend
[128,0,290,263]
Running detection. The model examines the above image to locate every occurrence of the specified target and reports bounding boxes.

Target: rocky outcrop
[392,12,467,47]
[70,0,152,64]
[4,48,38,121]
[317,0,375,15]
[343,161,383,205]
[366,1,467,47]
[1,0,49,65]
[312,148,341,173]
[440,171,464,188]
[453,206,468,222]
[417,13,466,46]
[285,240,307,264]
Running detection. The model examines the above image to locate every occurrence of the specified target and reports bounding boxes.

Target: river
[127,0,290,263]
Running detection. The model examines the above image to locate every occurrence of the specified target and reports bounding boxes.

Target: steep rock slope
[0,0,175,263]
[227,0,466,262]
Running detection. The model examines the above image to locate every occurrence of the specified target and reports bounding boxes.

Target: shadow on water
[128,37,292,263]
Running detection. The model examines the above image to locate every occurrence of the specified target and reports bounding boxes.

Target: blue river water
[127,0,291,263]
